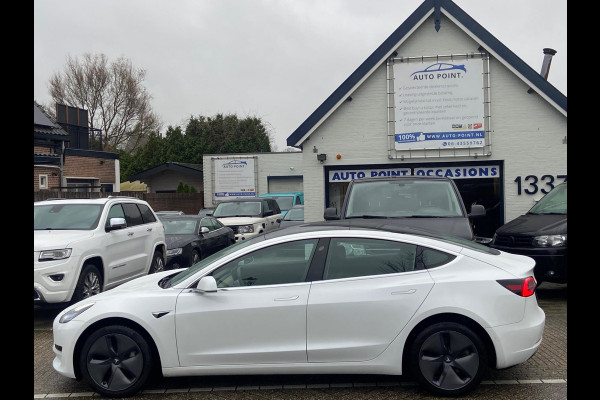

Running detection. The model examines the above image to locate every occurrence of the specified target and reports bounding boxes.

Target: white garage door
[268,177,303,193]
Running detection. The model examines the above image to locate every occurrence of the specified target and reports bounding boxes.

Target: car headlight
[238,225,255,234]
[532,234,567,247]
[39,248,72,261]
[59,302,95,323]
[167,248,183,257]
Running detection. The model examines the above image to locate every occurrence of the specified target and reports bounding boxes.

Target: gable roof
[286,0,567,147]
[34,101,69,140]
[130,162,203,181]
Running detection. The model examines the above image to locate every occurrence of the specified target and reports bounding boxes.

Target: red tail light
[497,277,536,297]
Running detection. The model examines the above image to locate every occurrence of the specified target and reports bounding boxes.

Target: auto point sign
[213,157,257,199]
[393,59,485,150]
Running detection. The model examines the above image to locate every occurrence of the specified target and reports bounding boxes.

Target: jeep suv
[324,176,485,240]
[212,198,282,241]
[34,196,166,305]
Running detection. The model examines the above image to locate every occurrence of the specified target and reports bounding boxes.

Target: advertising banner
[393,59,485,150]
[213,158,256,198]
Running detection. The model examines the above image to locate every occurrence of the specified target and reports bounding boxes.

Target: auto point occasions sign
[213,158,257,198]
[393,59,485,150]
[329,165,499,182]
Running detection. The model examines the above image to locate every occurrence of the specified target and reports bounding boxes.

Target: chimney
[540,48,557,80]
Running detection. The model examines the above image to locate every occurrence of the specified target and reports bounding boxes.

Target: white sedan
[52,222,545,397]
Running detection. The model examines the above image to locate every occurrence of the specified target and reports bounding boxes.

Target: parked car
[34,196,166,306]
[490,182,567,284]
[52,221,544,398]
[156,210,184,217]
[324,176,485,240]
[160,215,235,269]
[197,207,215,217]
[279,204,304,228]
[212,198,282,241]
[259,192,303,217]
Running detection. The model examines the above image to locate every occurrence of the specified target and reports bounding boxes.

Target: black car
[490,182,567,284]
[159,215,235,269]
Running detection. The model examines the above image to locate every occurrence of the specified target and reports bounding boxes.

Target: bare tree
[48,53,161,152]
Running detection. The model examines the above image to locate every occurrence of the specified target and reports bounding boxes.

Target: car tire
[72,264,102,304]
[79,325,153,398]
[149,250,164,274]
[191,249,201,266]
[410,322,487,397]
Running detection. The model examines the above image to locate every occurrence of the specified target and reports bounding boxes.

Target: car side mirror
[276,218,282,223]
[324,207,340,220]
[200,227,209,234]
[468,204,486,218]
[106,217,127,231]
[196,276,217,293]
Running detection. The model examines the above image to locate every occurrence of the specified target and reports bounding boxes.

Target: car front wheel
[79,325,153,397]
[149,250,164,274]
[72,264,102,303]
[410,322,487,396]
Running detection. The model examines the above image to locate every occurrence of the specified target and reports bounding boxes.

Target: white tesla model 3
[52,222,545,397]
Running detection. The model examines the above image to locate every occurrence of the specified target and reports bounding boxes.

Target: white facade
[202,2,566,239]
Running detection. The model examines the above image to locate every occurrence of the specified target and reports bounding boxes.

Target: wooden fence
[34,191,205,215]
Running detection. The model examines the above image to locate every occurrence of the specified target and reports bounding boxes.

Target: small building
[130,162,204,193]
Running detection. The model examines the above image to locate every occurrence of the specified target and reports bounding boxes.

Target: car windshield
[346,180,463,218]
[270,196,294,211]
[284,207,304,221]
[162,219,198,234]
[167,238,257,287]
[213,201,262,217]
[34,204,103,230]
[528,183,567,215]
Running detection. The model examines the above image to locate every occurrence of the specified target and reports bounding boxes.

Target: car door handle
[391,289,416,295]
[128,232,134,236]
[274,295,299,301]
[147,227,153,231]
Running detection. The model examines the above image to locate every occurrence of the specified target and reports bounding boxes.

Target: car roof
[34,196,145,206]
[259,192,303,196]
[158,215,209,221]
[216,198,263,203]
[351,176,452,183]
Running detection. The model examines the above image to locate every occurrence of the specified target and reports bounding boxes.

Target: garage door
[268,177,303,193]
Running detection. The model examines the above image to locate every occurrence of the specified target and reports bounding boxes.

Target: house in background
[129,162,203,193]
[34,101,120,193]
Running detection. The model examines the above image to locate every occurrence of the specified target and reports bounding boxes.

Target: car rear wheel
[72,264,102,303]
[149,250,164,274]
[79,325,152,397]
[410,322,487,396]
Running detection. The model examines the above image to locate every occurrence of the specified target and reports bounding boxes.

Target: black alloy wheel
[80,325,152,397]
[410,322,487,396]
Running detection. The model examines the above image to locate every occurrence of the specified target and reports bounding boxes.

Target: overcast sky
[34,0,567,151]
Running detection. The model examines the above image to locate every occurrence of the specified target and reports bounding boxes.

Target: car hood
[165,234,196,248]
[33,230,95,251]
[496,213,567,236]
[217,216,266,226]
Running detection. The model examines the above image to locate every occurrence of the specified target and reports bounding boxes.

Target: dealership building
[203,0,566,239]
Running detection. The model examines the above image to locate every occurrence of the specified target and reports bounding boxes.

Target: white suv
[34,196,166,305]
[212,198,282,241]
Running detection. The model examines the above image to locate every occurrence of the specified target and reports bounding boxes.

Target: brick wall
[63,156,115,182]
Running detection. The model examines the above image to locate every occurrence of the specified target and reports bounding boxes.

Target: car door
[210,218,231,250]
[175,238,319,366]
[199,217,221,256]
[306,237,435,362]
[262,199,281,232]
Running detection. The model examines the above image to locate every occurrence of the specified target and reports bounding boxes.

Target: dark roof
[286,0,567,147]
[34,101,69,140]
[130,162,203,181]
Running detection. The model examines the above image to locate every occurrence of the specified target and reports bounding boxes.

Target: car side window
[415,246,456,269]
[105,204,126,229]
[137,204,157,223]
[262,200,271,214]
[200,217,214,231]
[122,203,144,227]
[211,239,318,288]
[213,218,225,229]
[269,199,281,214]
[323,238,417,280]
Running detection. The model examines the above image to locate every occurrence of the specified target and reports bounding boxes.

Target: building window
[39,174,48,190]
